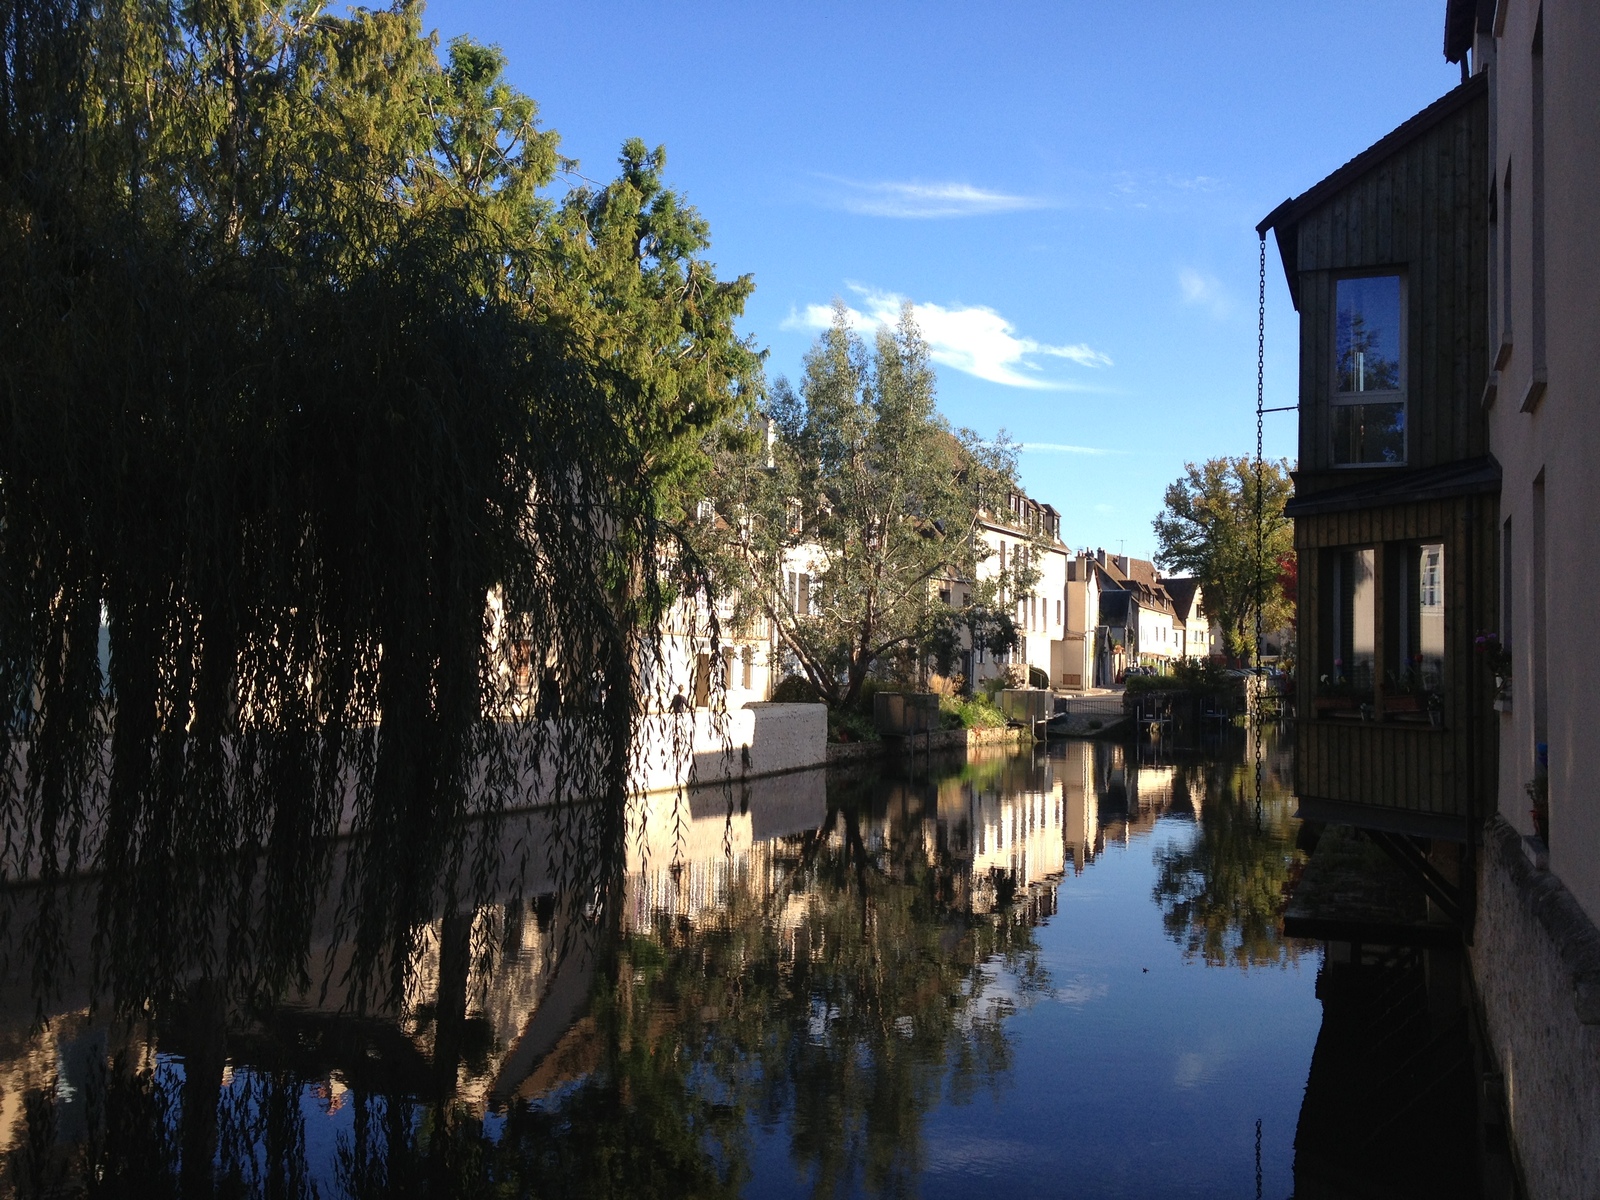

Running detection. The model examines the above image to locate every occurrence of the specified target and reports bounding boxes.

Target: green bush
[1124,660,1237,696]
[770,674,820,703]
[827,707,880,743]
[939,694,1006,730]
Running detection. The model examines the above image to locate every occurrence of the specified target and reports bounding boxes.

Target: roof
[1284,456,1501,518]
[1096,590,1130,624]
[1256,72,1488,308]
[1444,0,1495,64]
[1164,577,1202,621]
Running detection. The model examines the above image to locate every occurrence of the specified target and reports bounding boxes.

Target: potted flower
[1526,774,1549,844]
[1384,663,1427,715]
[1313,661,1370,716]
[1476,631,1512,708]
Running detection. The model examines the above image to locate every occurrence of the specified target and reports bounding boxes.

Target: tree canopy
[699,304,1033,708]
[1152,456,1294,665]
[0,0,757,1009]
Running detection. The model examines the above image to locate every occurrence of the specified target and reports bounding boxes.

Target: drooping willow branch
[0,0,755,1016]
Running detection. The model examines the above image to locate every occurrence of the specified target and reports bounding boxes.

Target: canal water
[0,731,1484,1197]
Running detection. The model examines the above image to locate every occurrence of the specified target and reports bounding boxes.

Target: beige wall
[1483,0,1600,925]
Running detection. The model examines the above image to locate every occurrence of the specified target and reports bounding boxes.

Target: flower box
[1384,694,1425,714]
[1313,695,1363,716]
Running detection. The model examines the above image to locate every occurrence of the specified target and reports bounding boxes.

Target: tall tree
[700,304,1034,709]
[1152,457,1294,664]
[0,1,755,1008]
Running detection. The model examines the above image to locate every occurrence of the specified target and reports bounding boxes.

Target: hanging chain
[1254,232,1267,829]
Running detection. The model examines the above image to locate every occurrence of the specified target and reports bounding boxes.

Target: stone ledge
[825,725,1031,765]
[1488,816,1600,1024]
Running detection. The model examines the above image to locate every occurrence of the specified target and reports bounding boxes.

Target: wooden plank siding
[1273,84,1495,834]
[1291,92,1490,486]
[1294,494,1499,823]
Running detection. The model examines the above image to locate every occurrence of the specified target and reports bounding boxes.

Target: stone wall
[825,725,1032,765]
[1472,818,1600,1199]
[633,702,828,795]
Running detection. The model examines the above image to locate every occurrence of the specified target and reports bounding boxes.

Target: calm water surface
[3,731,1343,1197]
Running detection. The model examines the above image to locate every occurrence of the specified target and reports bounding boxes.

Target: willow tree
[0,1,757,1010]
[701,304,1032,709]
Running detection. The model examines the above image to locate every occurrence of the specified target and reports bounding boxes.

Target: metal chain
[1254,233,1267,829]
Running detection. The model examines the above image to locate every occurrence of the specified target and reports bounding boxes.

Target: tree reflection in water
[1149,727,1309,968]
[3,755,1059,1198]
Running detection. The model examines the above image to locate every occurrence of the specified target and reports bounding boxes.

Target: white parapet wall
[631,702,828,796]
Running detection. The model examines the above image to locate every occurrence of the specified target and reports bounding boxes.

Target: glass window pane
[1329,548,1376,690]
[1418,543,1444,689]
[1336,275,1402,392]
[1332,402,1405,464]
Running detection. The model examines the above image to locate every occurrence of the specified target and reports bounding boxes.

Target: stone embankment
[826,724,1032,765]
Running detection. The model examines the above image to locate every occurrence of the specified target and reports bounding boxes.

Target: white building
[962,490,1071,690]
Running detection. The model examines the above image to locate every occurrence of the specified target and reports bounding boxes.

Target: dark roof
[1284,456,1501,518]
[1096,591,1130,625]
[1164,577,1201,621]
[1444,0,1495,64]
[1256,72,1488,308]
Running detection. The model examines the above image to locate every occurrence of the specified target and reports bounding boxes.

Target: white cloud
[781,287,1111,390]
[1178,268,1230,319]
[1020,442,1121,455]
[816,177,1047,219]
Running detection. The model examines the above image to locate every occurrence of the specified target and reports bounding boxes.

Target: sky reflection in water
[1,730,1317,1198]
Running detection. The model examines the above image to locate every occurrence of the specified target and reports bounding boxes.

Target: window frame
[1330,270,1408,468]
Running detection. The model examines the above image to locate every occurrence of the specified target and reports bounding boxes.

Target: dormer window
[1332,274,1406,465]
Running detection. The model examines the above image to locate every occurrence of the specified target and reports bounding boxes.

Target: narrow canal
[1,731,1489,1197]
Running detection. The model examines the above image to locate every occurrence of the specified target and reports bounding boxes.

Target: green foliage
[1126,658,1238,696]
[827,707,880,744]
[1153,456,1295,665]
[0,2,754,1011]
[1151,755,1307,968]
[939,693,1006,730]
[769,674,820,703]
[1122,673,1172,695]
[697,304,1033,709]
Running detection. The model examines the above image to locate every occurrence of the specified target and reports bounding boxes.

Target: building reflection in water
[0,729,1437,1198]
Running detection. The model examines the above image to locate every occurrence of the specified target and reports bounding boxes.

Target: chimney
[1095,548,1106,566]
[1114,554,1130,575]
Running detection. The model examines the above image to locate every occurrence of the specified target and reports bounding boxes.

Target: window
[786,571,810,615]
[1387,543,1445,692]
[1332,275,1406,465]
[1323,548,1377,690]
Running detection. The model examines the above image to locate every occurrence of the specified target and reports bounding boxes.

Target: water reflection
[2,733,1318,1197]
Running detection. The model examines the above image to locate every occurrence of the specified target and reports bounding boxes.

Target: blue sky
[421,1,1461,562]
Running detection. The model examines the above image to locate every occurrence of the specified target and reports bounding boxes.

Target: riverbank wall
[633,702,828,794]
[825,724,1034,767]
[1471,818,1600,1199]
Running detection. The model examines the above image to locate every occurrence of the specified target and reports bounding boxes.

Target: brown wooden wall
[1293,92,1490,486]
[1294,493,1499,823]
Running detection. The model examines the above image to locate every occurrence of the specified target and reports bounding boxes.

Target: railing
[1050,695,1125,723]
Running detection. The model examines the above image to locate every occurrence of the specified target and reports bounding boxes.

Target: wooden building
[1259,74,1499,866]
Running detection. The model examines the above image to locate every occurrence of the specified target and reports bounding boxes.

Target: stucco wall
[1472,819,1600,1199]
[1486,0,1600,927]
[632,702,828,795]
